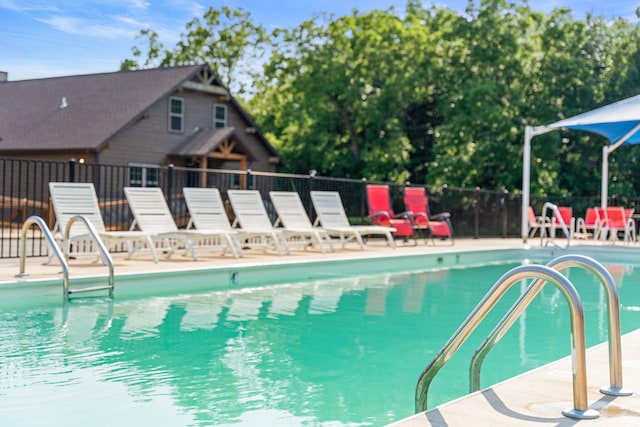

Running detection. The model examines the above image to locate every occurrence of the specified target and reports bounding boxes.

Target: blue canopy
[522,93,640,240]
[543,93,640,145]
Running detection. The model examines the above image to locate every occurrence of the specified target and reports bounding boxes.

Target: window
[232,173,256,189]
[129,164,159,187]
[169,96,184,132]
[213,103,227,128]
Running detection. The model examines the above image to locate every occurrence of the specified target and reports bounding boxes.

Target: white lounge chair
[226,190,290,256]
[310,191,396,250]
[49,182,159,263]
[182,187,243,257]
[269,191,334,253]
[124,187,241,260]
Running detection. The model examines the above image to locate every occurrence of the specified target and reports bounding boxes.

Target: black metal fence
[2,157,632,258]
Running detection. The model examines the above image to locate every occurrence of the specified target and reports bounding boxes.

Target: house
[0,64,281,188]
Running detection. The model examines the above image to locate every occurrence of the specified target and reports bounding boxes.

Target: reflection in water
[606,263,633,287]
[120,299,172,339]
[0,263,638,427]
[180,293,227,331]
[307,282,344,314]
[226,288,271,321]
[268,285,304,318]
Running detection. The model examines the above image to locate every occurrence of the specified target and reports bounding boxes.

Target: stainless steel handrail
[541,202,571,248]
[16,215,114,300]
[17,216,69,291]
[470,254,632,398]
[63,215,114,298]
[414,264,598,419]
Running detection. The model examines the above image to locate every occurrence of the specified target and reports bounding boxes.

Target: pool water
[1,259,639,426]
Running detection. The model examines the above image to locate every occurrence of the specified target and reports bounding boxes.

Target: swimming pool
[1,247,639,426]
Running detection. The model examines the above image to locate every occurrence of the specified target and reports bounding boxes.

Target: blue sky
[1,0,638,81]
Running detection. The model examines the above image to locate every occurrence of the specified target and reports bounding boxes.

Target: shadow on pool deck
[389,328,640,426]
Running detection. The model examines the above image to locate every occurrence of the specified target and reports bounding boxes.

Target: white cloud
[114,15,150,28]
[0,0,59,12]
[128,0,151,9]
[37,15,141,39]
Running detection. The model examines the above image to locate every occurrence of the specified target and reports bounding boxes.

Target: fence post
[474,186,480,239]
[68,158,76,182]
[441,184,448,211]
[361,178,367,224]
[166,164,174,211]
[308,170,316,215]
[501,187,509,238]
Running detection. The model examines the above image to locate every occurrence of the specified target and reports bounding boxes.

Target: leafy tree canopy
[123,0,640,197]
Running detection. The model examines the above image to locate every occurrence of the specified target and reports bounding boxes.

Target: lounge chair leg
[386,232,396,249]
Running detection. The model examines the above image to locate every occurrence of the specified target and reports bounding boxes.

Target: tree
[120,0,640,198]
[121,6,268,95]
[251,3,461,182]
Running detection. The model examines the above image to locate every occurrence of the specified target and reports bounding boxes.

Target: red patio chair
[551,206,574,238]
[365,185,414,240]
[602,206,635,243]
[575,207,602,240]
[403,187,454,245]
[527,206,551,239]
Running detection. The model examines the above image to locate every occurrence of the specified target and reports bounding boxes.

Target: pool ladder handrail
[414,264,599,420]
[470,254,632,397]
[18,215,114,299]
[540,202,571,248]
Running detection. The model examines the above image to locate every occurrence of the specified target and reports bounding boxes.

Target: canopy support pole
[521,125,554,242]
[521,127,532,242]
[601,146,609,209]
[600,122,640,209]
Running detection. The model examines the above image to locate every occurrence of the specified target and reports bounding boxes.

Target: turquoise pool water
[1,251,639,426]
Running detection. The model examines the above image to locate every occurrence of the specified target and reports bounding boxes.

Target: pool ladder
[17,215,114,300]
[540,202,572,248]
[414,254,632,420]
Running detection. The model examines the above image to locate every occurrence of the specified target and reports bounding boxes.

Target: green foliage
[121,6,267,95]
[123,1,640,197]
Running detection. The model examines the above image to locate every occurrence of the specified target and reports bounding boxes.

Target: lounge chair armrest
[430,212,451,221]
[369,210,392,222]
[537,215,551,224]
[396,210,413,220]
[412,212,428,221]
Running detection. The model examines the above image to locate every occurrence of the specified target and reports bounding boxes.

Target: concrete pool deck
[1,237,521,282]
[1,237,639,425]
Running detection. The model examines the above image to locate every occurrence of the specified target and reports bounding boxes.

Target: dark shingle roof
[0,65,204,152]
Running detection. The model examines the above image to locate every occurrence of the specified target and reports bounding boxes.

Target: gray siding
[100,89,276,172]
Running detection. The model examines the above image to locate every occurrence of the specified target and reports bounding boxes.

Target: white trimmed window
[129,164,159,187]
[232,173,256,189]
[213,103,227,128]
[169,96,184,132]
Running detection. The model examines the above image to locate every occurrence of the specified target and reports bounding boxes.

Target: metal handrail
[414,264,598,420]
[63,215,115,298]
[541,202,571,248]
[470,254,632,398]
[17,215,115,300]
[17,216,69,291]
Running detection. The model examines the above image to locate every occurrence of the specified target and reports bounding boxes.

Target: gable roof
[0,64,280,161]
[171,126,257,160]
